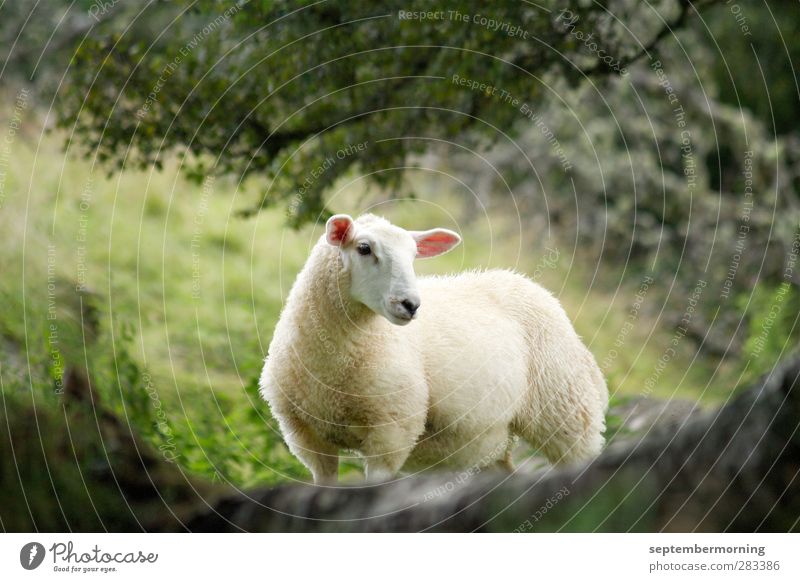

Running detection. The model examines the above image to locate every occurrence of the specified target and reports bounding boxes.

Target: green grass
[1,111,743,487]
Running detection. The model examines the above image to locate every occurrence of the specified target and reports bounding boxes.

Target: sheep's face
[326,214,461,325]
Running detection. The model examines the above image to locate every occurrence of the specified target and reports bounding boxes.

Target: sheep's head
[325,214,461,325]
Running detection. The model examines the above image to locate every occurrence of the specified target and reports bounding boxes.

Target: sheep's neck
[295,244,383,343]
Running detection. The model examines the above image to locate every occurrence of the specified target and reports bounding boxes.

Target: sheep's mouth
[386,312,414,326]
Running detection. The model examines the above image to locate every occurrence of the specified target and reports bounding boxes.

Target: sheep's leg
[497,446,516,472]
[360,426,416,483]
[514,390,605,466]
[363,456,406,482]
[281,416,339,484]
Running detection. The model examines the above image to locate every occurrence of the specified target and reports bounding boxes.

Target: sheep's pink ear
[411,228,461,258]
[326,214,355,246]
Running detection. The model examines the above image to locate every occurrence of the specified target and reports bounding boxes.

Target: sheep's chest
[293,361,380,450]
[276,323,424,452]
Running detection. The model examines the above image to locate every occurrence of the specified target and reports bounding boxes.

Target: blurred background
[0,1,798,529]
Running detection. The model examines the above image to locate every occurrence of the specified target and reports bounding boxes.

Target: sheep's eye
[357,242,372,256]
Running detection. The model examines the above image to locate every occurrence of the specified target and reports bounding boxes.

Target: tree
[57,0,707,226]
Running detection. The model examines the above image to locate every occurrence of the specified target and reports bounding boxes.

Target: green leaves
[57,0,679,226]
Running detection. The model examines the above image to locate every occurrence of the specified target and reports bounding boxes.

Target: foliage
[739,282,800,383]
[56,0,702,226]
[442,15,800,363]
[90,326,310,487]
[702,0,800,137]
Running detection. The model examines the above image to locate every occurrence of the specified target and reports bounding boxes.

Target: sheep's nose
[400,299,420,317]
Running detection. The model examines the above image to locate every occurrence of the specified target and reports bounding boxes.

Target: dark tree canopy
[58,0,704,226]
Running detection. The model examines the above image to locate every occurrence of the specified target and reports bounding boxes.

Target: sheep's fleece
[260,214,608,483]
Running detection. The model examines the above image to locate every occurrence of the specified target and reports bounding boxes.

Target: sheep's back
[414,271,540,423]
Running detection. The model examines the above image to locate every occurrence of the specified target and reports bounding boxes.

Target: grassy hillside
[1,111,737,487]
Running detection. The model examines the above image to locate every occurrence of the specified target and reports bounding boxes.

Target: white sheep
[260,213,608,483]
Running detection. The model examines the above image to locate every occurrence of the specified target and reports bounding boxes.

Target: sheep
[259,213,608,483]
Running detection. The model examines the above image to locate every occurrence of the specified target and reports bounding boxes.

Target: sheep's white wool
[260,214,608,483]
